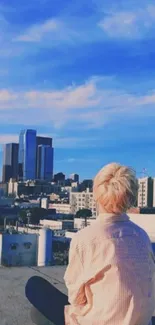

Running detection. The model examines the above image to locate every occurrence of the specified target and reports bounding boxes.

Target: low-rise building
[40,219,74,230]
[138,177,153,208]
[70,188,96,216]
[8,179,53,197]
[0,182,8,197]
[70,174,79,183]
[0,228,53,267]
[41,197,49,209]
[0,197,14,207]
[49,203,71,214]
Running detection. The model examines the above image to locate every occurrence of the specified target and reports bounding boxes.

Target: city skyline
[2,129,54,182]
[1,1,155,179]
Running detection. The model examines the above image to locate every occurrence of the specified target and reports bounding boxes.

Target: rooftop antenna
[137,168,148,178]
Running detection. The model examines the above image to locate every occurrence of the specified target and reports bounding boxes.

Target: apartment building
[70,188,96,216]
[49,203,71,214]
[138,177,153,208]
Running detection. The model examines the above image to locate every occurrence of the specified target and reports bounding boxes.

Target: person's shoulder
[76,220,101,242]
[129,220,151,243]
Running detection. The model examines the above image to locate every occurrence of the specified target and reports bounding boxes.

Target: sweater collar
[97,213,129,224]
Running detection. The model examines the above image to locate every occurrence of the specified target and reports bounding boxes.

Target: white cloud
[0,79,101,128]
[0,89,17,103]
[54,136,98,148]
[0,76,155,129]
[25,82,98,109]
[16,19,59,42]
[56,157,99,163]
[99,6,155,38]
[0,134,19,150]
[15,18,79,43]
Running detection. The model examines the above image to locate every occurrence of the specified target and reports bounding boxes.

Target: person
[64,162,155,325]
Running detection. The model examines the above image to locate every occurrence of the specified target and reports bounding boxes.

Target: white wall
[37,228,53,266]
[128,213,155,241]
[40,219,74,230]
[40,219,62,230]
[41,198,49,209]
[1,233,37,266]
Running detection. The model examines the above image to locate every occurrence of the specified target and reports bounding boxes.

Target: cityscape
[1,0,155,323]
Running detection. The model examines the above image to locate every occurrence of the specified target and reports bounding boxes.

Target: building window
[23,242,32,249]
[10,243,18,250]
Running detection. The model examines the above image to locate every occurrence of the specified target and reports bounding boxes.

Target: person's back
[64,163,155,325]
[64,214,155,324]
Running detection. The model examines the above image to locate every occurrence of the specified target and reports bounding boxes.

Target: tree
[75,208,92,227]
[29,207,48,224]
[19,207,48,225]
[19,209,27,225]
[76,208,92,218]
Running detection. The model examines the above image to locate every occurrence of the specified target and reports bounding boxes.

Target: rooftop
[0,266,66,325]
[1,265,155,325]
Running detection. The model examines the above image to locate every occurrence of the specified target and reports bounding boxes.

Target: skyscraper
[36,136,53,180]
[2,143,19,182]
[18,129,37,181]
[37,145,54,181]
[36,136,52,147]
[70,173,79,182]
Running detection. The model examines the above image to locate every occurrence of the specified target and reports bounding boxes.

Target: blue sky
[0,0,155,180]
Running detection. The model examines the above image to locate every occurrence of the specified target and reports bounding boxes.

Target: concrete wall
[1,233,38,266]
[40,219,62,230]
[128,213,155,241]
[37,228,53,266]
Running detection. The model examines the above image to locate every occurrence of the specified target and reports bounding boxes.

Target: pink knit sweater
[64,213,155,325]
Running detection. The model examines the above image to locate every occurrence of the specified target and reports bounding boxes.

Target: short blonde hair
[93,162,138,214]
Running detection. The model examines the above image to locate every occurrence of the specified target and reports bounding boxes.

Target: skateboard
[25,275,68,325]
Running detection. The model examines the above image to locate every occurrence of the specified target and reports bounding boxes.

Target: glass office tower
[2,143,19,182]
[37,145,54,181]
[18,130,37,181]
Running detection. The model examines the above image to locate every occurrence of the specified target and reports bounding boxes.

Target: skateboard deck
[25,275,68,325]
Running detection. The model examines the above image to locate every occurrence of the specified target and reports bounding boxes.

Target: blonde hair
[93,162,138,214]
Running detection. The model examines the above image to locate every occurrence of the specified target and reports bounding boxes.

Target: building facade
[36,136,53,181]
[2,143,19,183]
[70,188,96,216]
[70,174,79,183]
[18,130,37,181]
[8,179,53,197]
[36,136,52,147]
[40,219,74,230]
[37,145,54,181]
[49,203,71,214]
[138,177,153,208]
[54,173,65,185]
